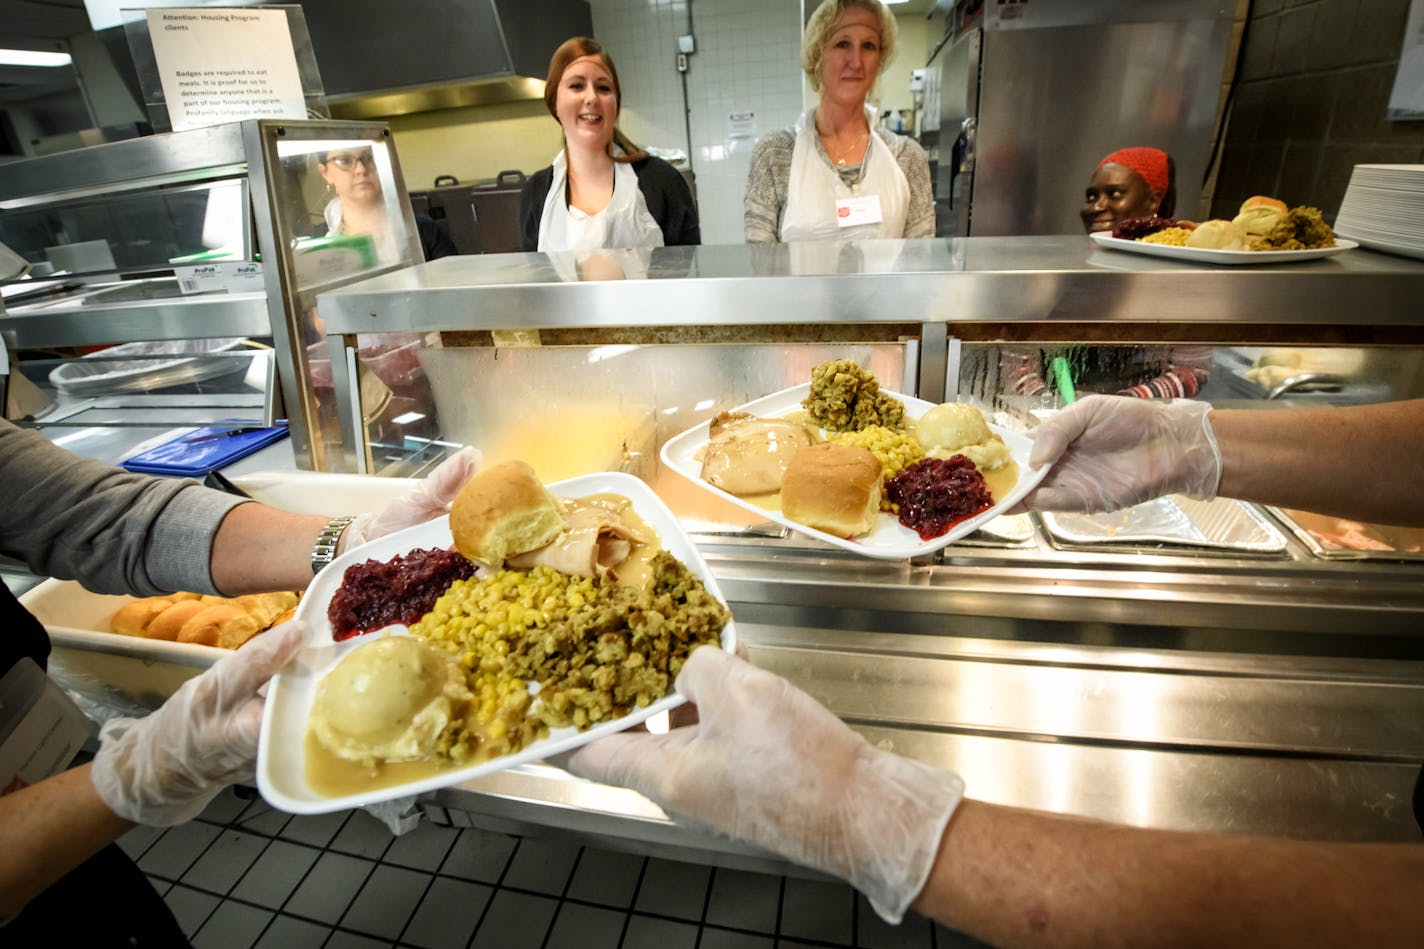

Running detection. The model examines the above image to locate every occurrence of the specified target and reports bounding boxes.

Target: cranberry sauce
[327,548,475,641]
[885,456,994,541]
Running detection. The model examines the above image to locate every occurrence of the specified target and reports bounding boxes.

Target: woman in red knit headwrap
[1080,146,1176,233]
[1003,146,1210,401]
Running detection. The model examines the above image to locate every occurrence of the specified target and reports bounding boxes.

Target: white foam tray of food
[258,471,737,815]
[660,383,1049,561]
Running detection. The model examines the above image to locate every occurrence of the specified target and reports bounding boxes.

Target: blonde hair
[802,0,897,93]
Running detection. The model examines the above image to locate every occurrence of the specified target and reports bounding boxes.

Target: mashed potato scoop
[311,635,472,766]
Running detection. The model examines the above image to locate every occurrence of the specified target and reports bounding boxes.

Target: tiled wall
[1211,0,1424,221]
[592,0,806,244]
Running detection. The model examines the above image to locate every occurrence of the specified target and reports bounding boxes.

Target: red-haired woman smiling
[519,37,699,253]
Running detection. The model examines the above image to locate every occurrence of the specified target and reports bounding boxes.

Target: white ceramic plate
[258,471,737,815]
[660,384,1049,560]
[1088,231,1358,265]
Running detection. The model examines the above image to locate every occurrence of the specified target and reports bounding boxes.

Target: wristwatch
[311,515,356,575]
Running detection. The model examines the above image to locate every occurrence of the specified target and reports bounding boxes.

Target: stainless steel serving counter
[426,535,1424,864]
[306,238,1424,860]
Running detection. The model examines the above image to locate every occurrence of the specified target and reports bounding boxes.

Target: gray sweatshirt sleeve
[887,132,935,239]
[744,129,795,244]
[0,421,247,595]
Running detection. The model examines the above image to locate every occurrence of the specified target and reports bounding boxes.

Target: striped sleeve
[744,129,796,244]
[884,131,935,239]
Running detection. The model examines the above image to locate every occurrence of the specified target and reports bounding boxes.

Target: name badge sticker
[836,194,883,228]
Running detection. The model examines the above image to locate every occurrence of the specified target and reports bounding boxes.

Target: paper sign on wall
[147,7,306,130]
[726,111,758,156]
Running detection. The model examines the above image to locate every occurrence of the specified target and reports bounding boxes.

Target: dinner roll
[177,603,263,649]
[109,590,301,648]
[110,598,174,637]
[142,599,209,642]
[234,591,300,627]
[781,443,882,539]
[1240,195,1289,216]
[449,460,564,567]
[1186,219,1248,251]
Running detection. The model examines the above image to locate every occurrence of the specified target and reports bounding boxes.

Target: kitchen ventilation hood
[302,0,592,119]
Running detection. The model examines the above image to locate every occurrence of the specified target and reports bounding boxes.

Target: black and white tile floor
[118,787,991,948]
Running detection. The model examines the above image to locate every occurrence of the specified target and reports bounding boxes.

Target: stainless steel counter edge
[0,292,272,348]
[315,238,1424,331]
[429,624,1424,854]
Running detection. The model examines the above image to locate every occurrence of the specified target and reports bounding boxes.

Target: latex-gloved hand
[91,620,308,826]
[569,647,965,924]
[344,446,481,548]
[1023,394,1222,514]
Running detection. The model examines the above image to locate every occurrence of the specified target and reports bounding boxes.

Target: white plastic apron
[537,148,665,253]
[779,107,910,243]
[324,197,399,265]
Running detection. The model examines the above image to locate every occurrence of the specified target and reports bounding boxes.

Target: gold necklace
[822,128,868,166]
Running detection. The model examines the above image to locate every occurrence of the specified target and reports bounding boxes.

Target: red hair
[544,37,646,163]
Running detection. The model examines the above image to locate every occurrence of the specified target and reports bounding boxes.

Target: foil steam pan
[1041,497,1287,553]
[1267,507,1424,561]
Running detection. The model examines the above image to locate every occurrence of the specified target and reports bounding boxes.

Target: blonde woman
[745,0,933,243]
[519,37,699,252]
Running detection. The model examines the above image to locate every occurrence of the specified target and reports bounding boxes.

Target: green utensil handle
[1050,356,1077,404]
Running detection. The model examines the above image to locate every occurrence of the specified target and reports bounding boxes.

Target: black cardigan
[518,154,701,251]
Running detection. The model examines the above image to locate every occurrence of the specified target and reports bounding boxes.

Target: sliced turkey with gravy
[699,411,815,496]
[507,494,661,586]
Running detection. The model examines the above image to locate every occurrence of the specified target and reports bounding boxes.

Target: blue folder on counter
[120,421,289,477]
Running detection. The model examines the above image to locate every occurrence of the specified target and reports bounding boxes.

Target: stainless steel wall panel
[972,16,1231,235]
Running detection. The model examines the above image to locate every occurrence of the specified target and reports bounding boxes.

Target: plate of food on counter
[660,359,1050,560]
[1089,195,1356,264]
[258,461,736,814]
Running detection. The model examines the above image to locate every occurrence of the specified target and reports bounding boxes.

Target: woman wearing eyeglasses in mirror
[316,148,456,262]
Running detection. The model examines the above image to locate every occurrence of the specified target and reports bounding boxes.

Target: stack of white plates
[1333,164,1424,260]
